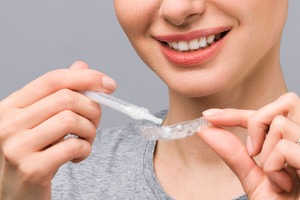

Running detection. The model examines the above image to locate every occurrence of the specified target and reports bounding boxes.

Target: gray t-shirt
[52,111,247,200]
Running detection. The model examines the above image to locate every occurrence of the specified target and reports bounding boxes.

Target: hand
[0,61,117,200]
[198,93,300,199]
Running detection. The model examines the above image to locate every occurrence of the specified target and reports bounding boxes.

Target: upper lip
[154,26,232,43]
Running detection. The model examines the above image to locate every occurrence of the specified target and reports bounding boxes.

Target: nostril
[159,0,205,26]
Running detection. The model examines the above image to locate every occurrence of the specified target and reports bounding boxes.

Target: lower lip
[159,35,227,66]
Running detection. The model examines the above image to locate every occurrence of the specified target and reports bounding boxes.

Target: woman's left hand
[198,92,300,199]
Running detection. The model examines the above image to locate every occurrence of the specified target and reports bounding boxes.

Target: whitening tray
[140,117,211,140]
[82,91,211,140]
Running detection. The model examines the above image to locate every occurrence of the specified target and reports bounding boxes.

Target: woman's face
[114,0,288,97]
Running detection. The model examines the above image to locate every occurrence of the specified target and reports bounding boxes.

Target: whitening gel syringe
[81,91,163,125]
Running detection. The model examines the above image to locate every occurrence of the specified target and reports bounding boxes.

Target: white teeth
[198,37,207,48]
[207,35,215,44]
[189,39,200,50]
[166,33,221,52]
[172,42,179,50]
[178,41,189,51]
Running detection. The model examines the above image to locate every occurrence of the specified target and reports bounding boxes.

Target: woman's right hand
[0,61,117,200]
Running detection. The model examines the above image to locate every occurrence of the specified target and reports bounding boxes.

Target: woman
[0,0,299,199]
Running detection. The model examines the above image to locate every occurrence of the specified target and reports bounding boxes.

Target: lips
[155,27,231,66]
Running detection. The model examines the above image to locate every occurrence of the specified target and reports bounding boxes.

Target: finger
[29,110,97,150]
[247,92,300,156]
[202,108,254,128]
[197,126,263,194]
[39,137,92,171]
[69,61,89,70]
[281,92,300,120]
[202,109,255,155]
[263,139,300,192]
[260,115,300,166]
[7,63,117,108]
[19,89,101,129]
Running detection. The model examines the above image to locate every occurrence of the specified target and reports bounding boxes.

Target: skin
[0,0,299,200]
[114,0,300,199]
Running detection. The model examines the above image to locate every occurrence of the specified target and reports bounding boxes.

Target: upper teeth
[167,34,220,51]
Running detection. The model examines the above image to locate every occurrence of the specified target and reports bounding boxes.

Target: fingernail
[202,109,224,117]
[246,135,253,155]
[102,76,117,91]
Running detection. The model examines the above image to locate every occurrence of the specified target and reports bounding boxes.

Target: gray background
[0,1,299,129]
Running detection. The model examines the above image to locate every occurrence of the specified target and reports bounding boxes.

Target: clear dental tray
[140,117,211,140]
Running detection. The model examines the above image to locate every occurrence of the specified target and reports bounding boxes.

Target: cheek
[235,0,287,42]
[215,0,288,70]
[212,0,287,38]
[114,0,158,40]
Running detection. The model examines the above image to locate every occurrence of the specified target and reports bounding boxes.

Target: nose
[159,0,206,26]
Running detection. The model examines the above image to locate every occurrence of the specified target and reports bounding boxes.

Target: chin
[166,78,227,98]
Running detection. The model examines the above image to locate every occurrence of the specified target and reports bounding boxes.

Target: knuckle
[262,163,271,173]
[2,142,20,165]
[89,104,102,125]
[55,89,76,107]
[275,139,287,152]
[85,143,92,157]
[43,69,65,88]
[93,105,102,119]
[263,140,287,173]
[280,92,299,107]
[68,138,91,160]
[58,110,78,131]
[80,70,102,87]
[84,70,99,83]
[0,121,17,143]
[73,139,83,155]
[74,60,88,67]
[89,127,97,143]
[0,111,28,144]
[66,138,81,156]
[247,114,258,128]
[270,115,286,131]
[81,140,92,157]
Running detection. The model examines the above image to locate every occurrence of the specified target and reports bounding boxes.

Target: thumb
[197,126,263,194]
[69,61,89,70]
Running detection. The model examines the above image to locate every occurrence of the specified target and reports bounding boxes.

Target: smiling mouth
[161,30,229,52]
